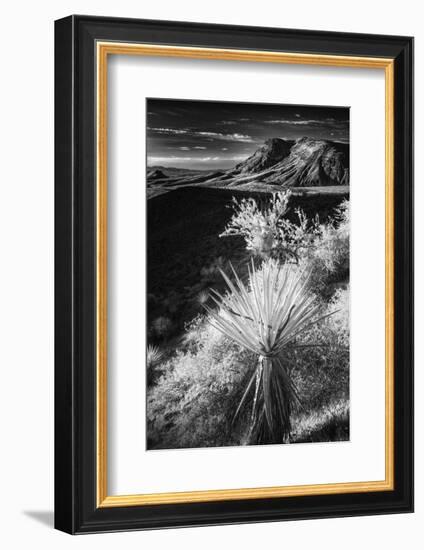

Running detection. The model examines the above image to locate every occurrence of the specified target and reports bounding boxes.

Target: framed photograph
[54,15,413,534]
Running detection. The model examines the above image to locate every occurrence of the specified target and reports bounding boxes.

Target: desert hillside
[147,137,349,196]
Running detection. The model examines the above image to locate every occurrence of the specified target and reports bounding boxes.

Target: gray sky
[147,98,349,170]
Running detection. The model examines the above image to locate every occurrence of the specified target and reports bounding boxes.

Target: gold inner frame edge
[96,42,395,508]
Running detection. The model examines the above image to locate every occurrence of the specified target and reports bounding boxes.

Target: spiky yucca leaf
[205,259,332,444]
[147,344,164,368]
[206,260,322,356]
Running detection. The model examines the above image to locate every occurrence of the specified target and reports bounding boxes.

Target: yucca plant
[205,259,334,445]
[147,344,164,369]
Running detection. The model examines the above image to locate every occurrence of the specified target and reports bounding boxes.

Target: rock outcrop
[230,138,293,175]
[147,137,349,195]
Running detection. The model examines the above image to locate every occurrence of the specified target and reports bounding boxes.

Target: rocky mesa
[147,137,349,195]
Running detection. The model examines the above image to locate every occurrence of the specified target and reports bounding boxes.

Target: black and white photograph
[48,9,416,538]
[146,98,350,450]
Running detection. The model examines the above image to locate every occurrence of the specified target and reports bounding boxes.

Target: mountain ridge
[147,136,349,195]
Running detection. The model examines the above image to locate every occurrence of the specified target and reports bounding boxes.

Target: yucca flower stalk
[205,259,335,444]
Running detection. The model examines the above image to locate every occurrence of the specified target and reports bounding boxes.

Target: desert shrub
[314,200,349,273]
[220,191,333,266]
[301,200,349,298]
[285,288,349,409]
[277,208,321,262]
[220,193,349,299]
[147,317,257,449]
[220,192,299,260]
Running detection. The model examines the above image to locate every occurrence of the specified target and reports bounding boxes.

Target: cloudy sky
[147,98,349,171]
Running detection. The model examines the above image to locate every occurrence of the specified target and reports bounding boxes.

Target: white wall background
[0,0,420,547]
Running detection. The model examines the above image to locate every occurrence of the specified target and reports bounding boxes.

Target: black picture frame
[55,15,414,534]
